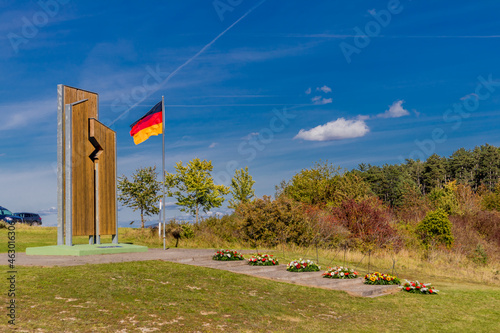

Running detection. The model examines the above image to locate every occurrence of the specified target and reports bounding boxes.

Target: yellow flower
[370,277,376,282]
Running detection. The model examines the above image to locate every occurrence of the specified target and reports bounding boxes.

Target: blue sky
[1,0,500,227]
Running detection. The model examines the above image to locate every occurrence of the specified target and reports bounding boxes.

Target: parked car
[0,206,23,224]
[15,212,42,226]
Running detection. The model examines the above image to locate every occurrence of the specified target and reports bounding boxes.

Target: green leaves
[277,161,371,208]
[228,166,255,209]
[165,158,229,223]
[416,209,454,248]
[117,166,162,228]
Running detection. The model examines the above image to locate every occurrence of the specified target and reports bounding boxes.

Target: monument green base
[26,243,148,256]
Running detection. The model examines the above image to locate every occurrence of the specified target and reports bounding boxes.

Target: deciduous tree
[117,166,162,228]
[228,166,255,209]
[165,158,229,223]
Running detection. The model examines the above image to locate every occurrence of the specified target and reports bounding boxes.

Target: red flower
[429,289,433,293]
[406,287,410,291]
[416,286,421,289]
[345,272,349,275]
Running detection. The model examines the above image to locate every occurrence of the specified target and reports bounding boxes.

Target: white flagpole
[162,96,166,250]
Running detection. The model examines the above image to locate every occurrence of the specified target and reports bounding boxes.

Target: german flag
[130,101,163,145]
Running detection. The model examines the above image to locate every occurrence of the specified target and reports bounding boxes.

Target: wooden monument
[57,85,117,245]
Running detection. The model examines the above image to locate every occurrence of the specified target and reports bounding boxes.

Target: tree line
[117,159,255,228]
[117,143,500,230]
[352,143,500,207]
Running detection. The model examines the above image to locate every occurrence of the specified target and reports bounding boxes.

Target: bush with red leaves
[451,211,500,247]
[331,198,401,249]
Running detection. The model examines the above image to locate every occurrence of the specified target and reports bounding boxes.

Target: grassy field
[1,261,499,332]
[1,225,499,332]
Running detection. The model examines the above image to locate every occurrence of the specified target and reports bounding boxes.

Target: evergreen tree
[475,144,500,190]
[423,154,448,191]
[449,148,475,187]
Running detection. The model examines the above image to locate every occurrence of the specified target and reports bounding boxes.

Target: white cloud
[208,142,218,148]
[294,118,369,141]
[356,115,370,121]
[311,96,332,105]
[39,207,57,216]
[0,99,54,131]
[242,132,259,140]
[377,100,410,118]
[305,87,311,95]
[317,85,332,93]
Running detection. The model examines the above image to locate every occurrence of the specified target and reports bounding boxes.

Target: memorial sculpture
[56,85,117,246]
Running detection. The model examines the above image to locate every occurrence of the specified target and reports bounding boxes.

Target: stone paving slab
[9,248,399,297]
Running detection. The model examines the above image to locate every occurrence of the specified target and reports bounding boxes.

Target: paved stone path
[13,248,399,297]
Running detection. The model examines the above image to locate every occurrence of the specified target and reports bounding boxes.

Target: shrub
[481,183,500,211]
[470,244,488,265]
[454,184,481,214]
[416,209,454,248]
[195,214,242,244]
[451,211,500,247]
[236,196,312,247]
[330,197,401,249]
[166,220,195,247]
[0,220,7,229]
[396,183,430,224]
[427,181,459,215]
[304,205,350,248]
[276,161,371,208]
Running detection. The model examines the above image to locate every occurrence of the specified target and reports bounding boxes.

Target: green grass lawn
[0,261,499,332]
[0,225,115,253]
[1,226,499,332]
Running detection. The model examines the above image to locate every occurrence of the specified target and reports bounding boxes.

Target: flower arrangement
[212,249,244,261]
[322,266,358,279]
[286,259,320,272]
[401,280,439,294]
[364,272,401,285]
[248,253,279,266]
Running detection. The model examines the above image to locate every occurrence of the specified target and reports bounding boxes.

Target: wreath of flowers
[364,272,401,285]
[212,249,244,261]
[248,253,279,266]
[286,259,320,272]
[401,280,439,294]
[322,266,358,279]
